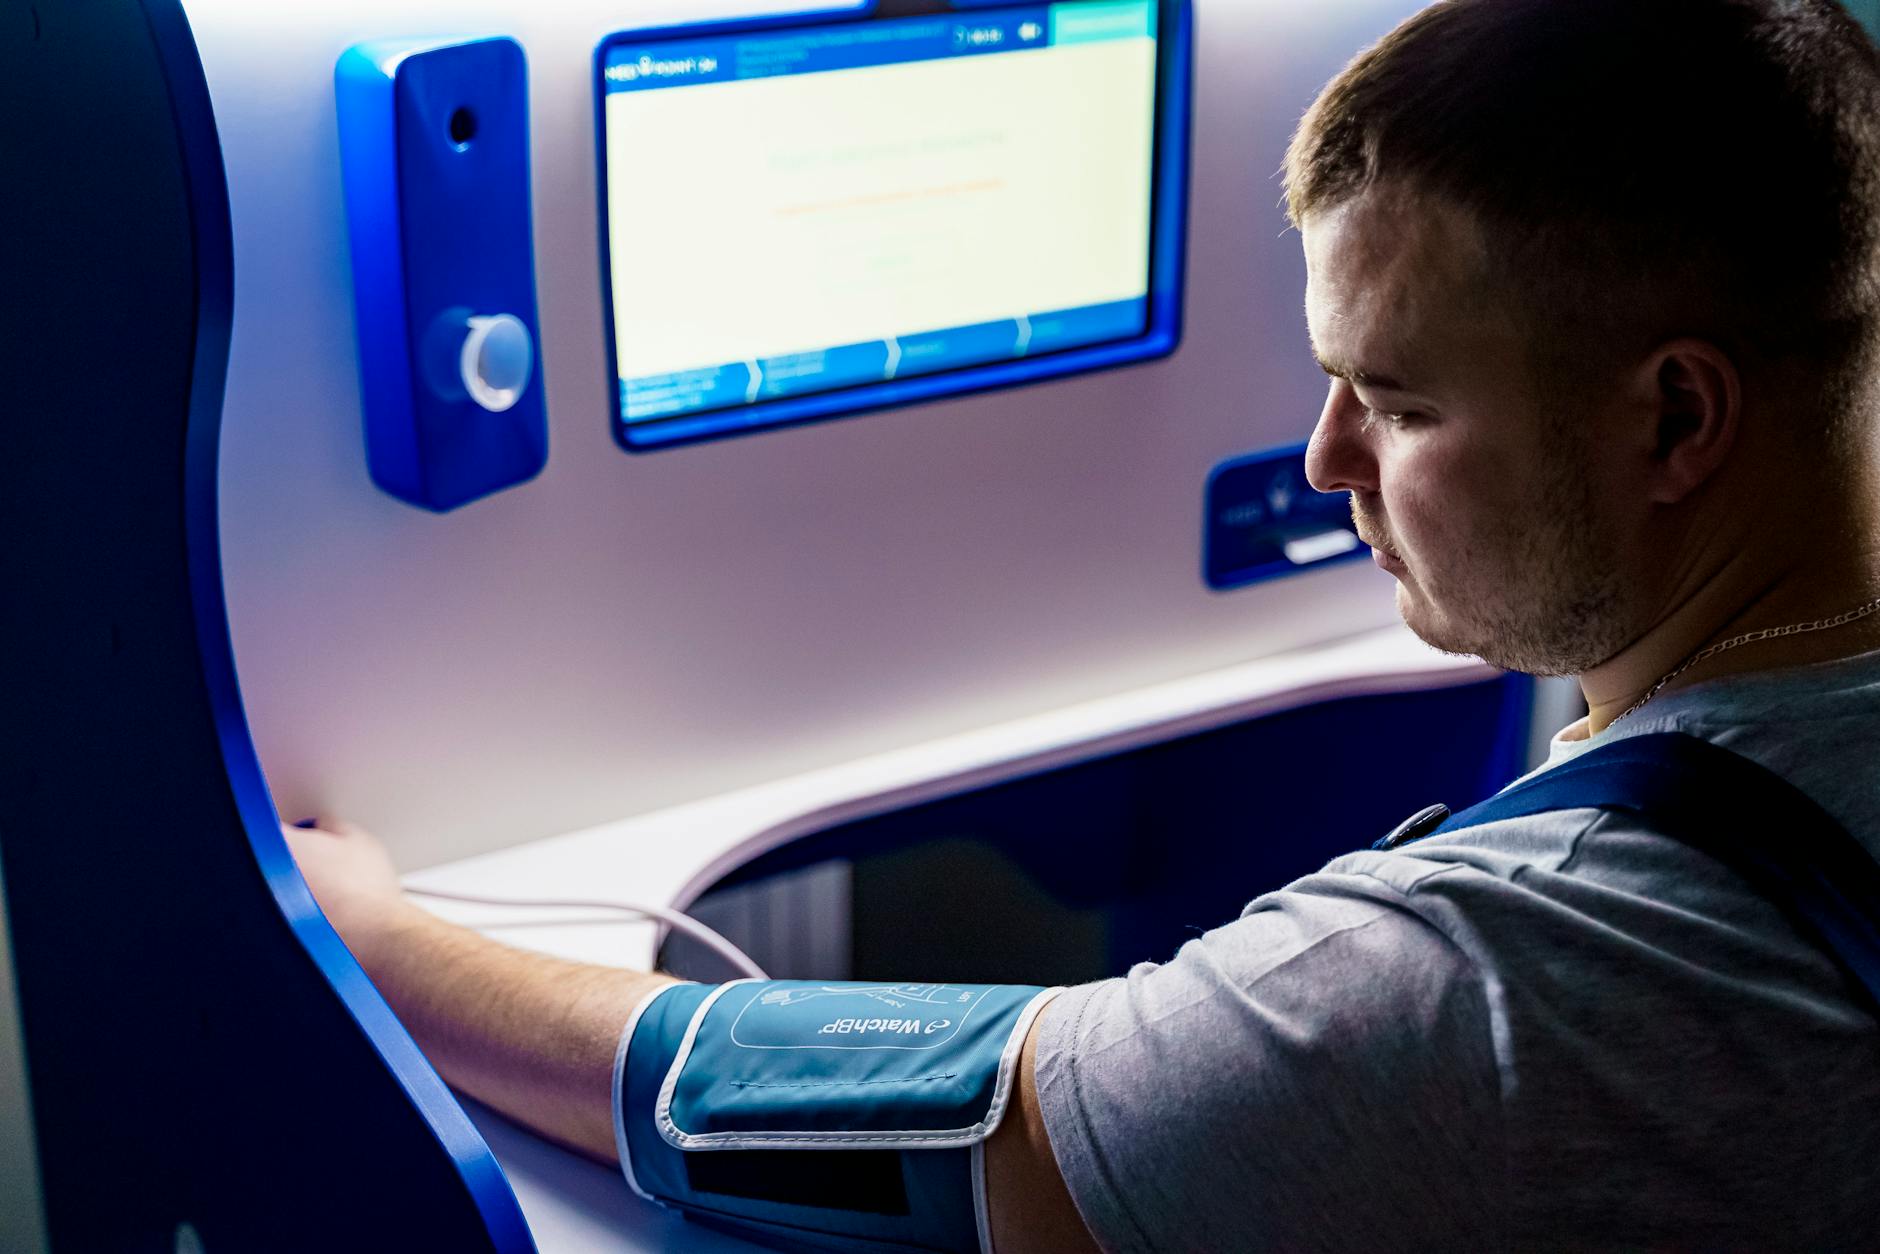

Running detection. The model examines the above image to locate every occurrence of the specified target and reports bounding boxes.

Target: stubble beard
[1353,460,1634,678]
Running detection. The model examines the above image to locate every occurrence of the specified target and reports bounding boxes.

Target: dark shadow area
[664,675,1531,985]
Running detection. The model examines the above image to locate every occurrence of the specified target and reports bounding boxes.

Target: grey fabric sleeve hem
[1032,981,1147,1254]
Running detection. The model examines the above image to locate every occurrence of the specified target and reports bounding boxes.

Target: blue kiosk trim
[164,5,536,1249]
[1,1,532,1247]
[594,0,1194,452]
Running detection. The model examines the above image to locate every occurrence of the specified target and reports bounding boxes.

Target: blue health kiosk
[1,0,1534,1250]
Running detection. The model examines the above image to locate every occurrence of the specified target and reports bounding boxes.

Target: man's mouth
[1348,498,1399,562]
[1358,531,1400,561]
[1355,527,1408,575]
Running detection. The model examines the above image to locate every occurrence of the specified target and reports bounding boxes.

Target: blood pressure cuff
[614,979,1060,1253]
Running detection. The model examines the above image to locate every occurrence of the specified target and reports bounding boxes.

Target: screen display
[599,0,1173,447]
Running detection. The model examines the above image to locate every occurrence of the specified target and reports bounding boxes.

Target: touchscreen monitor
[598,0,1190,449]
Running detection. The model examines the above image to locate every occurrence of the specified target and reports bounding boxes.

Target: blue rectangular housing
[337,36,548,511]
[597,0,1193,452]
[1205,445,1372,591]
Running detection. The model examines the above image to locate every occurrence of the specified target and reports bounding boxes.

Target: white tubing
[401,886,769,980]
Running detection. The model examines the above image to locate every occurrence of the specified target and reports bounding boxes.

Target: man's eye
[1363,406,1414,426]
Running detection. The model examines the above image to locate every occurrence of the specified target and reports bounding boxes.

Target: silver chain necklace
[1613,595,1880,724]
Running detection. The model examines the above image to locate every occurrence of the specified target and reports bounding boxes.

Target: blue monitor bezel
[594,0,1193,453]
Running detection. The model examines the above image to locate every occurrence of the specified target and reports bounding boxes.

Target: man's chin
[1395,589,1503,665]
[1398,595,1605,676]
[1398,607,1487,662]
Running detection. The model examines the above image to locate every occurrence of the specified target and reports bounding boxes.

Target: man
[289,0,1880,1247]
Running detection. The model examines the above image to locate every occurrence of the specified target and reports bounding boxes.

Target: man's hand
[279,812,672,1164]
[281,816,417,967]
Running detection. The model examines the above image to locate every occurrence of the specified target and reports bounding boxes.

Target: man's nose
[1304,380,1378,495]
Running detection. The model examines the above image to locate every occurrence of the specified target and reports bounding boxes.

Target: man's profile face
[1301,189,1634,675]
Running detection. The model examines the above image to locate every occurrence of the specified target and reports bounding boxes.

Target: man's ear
[1638,338,1740,505]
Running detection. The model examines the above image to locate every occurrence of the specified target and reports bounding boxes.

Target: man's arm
[986,1017,1103,1253]
[283,818,1100,1251]
[344,902,671,1163]
[284,817,672,1162]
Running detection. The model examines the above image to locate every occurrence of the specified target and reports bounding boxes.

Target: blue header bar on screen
[1052,0,1156,45]
[602,0,1153,93]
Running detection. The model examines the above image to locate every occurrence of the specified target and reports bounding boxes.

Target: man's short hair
[1285,0,1880,437]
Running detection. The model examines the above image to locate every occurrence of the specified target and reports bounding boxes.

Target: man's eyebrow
[1313,353,1408,391]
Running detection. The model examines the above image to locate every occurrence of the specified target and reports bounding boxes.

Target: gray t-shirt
[1035,649,1880,1251]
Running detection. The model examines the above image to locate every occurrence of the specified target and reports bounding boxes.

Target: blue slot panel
[337,37,548,512]
[1204,444,1371,590]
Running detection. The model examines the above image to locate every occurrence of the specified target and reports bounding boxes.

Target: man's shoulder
[1599,649,1880,847]
[1311,794,1863,1080]
[1325,801,1799,951]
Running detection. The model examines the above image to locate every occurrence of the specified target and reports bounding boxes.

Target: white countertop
[405,624,1495,1250]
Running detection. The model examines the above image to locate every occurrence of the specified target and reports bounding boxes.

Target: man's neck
[1579,529,1880,734]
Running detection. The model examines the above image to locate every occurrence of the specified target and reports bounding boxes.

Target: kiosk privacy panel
[0,2,530,1248]
[600,0,1190,448]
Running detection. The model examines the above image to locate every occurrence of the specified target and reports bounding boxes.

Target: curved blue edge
[334,43,425,505]
[149,1,535,1247]
[594,0,1193,454]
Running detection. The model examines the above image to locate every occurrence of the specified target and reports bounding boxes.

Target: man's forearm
[285,818,1097,1250]
[356,903,675,1164]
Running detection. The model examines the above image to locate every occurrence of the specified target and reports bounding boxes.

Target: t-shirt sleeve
[1032,871,1506,1253]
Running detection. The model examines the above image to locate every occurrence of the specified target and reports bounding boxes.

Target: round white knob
[460,313,534,413]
